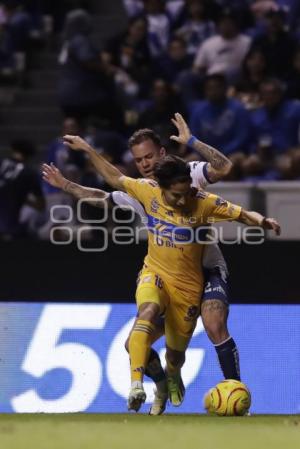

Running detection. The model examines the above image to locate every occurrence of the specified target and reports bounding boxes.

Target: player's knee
[205,322,229,344]
[138,302,160,323]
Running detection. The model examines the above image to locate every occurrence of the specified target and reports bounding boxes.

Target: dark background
[1,240,298,303]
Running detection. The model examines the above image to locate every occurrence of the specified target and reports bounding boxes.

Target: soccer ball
[204,380,251,416]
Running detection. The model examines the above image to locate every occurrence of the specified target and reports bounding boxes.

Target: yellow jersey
[123,177,241,296]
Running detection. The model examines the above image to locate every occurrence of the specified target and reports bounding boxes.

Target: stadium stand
[0,0,299,239]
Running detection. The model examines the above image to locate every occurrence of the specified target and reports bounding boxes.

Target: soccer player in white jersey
[43,113,240,414]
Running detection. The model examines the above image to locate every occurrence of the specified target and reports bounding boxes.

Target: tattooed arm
[238,209,281,235]
[170,112,233,182]
[42,163,110,208]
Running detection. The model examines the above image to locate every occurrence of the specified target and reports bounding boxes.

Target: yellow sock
[129,319,155,383]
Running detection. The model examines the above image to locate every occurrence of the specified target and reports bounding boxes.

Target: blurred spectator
[165,0,186,23]
[84,118,127,166]
[252,79,300,154]
[141,0,171,57]
[0,139,45,238]
[44,117,85,194]
[286,46,300,100]
[189,74,251,179]
[153,37,193,85]
[250,0,279,21]
[242,78,300,179]
[58,9,117,124]
[1,0,32,52]
[138,78,186,147]
[105,16,152,97]
[215,1,253,22]
[175,0,216,56]
[101,50,141,118]
[247,0,279,39]
[231,48,269,109]
[172,0,219,27]
[40,115,87,239]
[123,0,144,18]
[250,9,297,79]
[193,9,251,81]
[23,0,92,32]
[123,0,185,23]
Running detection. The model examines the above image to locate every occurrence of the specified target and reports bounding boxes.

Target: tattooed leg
[201,299,229,344]
[201,299,240,380]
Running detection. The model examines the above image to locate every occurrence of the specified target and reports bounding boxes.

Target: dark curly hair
[154,155,191,189]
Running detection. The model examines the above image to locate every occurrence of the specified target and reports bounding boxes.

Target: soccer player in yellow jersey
[120,156,280,411]
[61,134,281,411]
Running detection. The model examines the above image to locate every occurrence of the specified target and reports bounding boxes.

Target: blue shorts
[202,267,229,305]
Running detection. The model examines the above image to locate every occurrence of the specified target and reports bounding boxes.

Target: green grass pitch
[0,414,299,449]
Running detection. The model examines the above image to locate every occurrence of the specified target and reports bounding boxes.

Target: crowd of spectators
[1,0,300,239]
[0,0,92,81]
[56,0,300,183]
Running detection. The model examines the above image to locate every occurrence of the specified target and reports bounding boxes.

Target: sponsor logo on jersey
[151,198,159,213]
[215,197,228,207]
[204,282,226,296]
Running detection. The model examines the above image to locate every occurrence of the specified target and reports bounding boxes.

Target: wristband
[187,135,197,147]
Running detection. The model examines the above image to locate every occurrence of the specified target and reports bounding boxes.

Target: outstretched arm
[238,209,281,236]
[42,163,110,208]
[62,135,125,191]
[170,112,232,182]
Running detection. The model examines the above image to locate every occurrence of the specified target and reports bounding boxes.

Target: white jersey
[111,161,228,273]
[189,160,210,190]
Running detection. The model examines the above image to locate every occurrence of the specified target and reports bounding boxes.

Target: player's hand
[42,163,66,189]
[63,135,91,152]
[262,217,281,236]
[170,112,192,145]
